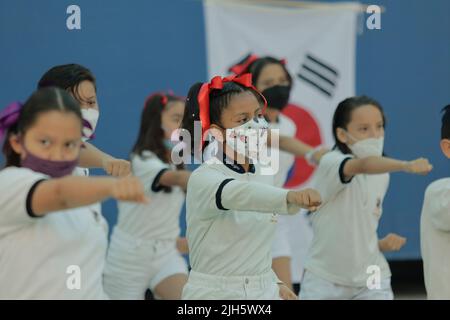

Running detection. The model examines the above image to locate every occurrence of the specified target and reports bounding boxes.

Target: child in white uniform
[37,64,131,226]
[38,64,131,177]
[421,105,450,299]
[229,54,326,290]
[0,88,146,299]
[300,96,432,300]
[104,93,190,300]
[179,74,322,300]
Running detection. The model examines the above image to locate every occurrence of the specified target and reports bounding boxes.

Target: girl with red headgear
[180,74,322,300]
[229,54,327,292]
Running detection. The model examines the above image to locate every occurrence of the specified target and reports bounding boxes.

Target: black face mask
[261,85,291,111]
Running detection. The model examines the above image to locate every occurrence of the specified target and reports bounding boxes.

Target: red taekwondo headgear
[197,73,267,148]
[228,54,286,76]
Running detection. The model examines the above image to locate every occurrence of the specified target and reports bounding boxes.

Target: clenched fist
[279,283,297,300]
[110,176,148,204]
[379,233,407,252]
[404,158,433,175]
[287,188,322,212]
[103,158,131,177]
[176,237,189,254]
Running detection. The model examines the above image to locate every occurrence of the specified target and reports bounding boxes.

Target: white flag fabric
[204,0,359,283]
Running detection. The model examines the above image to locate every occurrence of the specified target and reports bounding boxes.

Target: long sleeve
[187,164,300,218]
[219,179,299,215]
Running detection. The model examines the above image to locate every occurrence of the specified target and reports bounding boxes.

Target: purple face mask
[21,147,79,178]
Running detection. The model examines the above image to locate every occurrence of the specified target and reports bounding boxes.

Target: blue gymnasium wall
[0,0,449,259]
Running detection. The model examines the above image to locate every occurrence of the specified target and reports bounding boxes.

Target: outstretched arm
[31,176,148,216]
[269,131,328,164]
[218,178,321,215]
[159,170,191,191]
[342,157,432,181]
[79,142,131,177]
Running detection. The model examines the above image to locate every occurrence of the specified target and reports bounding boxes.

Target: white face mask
[346,132,384,158]
[81,108,99,142]
[224,116,269,160]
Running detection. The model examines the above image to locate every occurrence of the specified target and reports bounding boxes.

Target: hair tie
[0,101,23,141]
[229,54,260,76]
[144,92,176,110]
[197,73,267,149]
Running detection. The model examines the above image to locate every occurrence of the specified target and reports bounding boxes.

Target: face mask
[224,116,269,160]
[346,132,384,158]
[21,148,79,178]
[261,85,291,111]
[162,125,180,150]
[163,138,177,150]
[81,108,99,141]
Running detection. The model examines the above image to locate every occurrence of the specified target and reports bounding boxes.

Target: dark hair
[230,54,292,87]
[132,93,184,192]
[332,95,386,154]
[37,64,96,102]
[181,81,265,153]
[3,87,82,167]
[132,93,184,162]
[442,105,450,140]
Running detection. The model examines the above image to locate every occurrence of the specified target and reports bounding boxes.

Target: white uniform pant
[299,270,394,300]
[271,215,292,258]
[104,227,188,300]
[272,212,313,285]
[182,270,282,300]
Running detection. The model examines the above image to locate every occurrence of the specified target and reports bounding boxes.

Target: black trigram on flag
[297,53,339,97]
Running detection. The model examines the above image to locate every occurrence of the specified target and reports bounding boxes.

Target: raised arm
[217,179,321,215]
[159,170,191,191]
[279,135,312,157]
[268,131,328,164]
[79,142,131,177]
[342,156,432,181]
[31,176,148,216]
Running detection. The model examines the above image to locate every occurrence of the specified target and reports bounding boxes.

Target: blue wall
[1,0,449,259]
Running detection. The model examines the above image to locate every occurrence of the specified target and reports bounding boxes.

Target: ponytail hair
[441,105,450,140]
